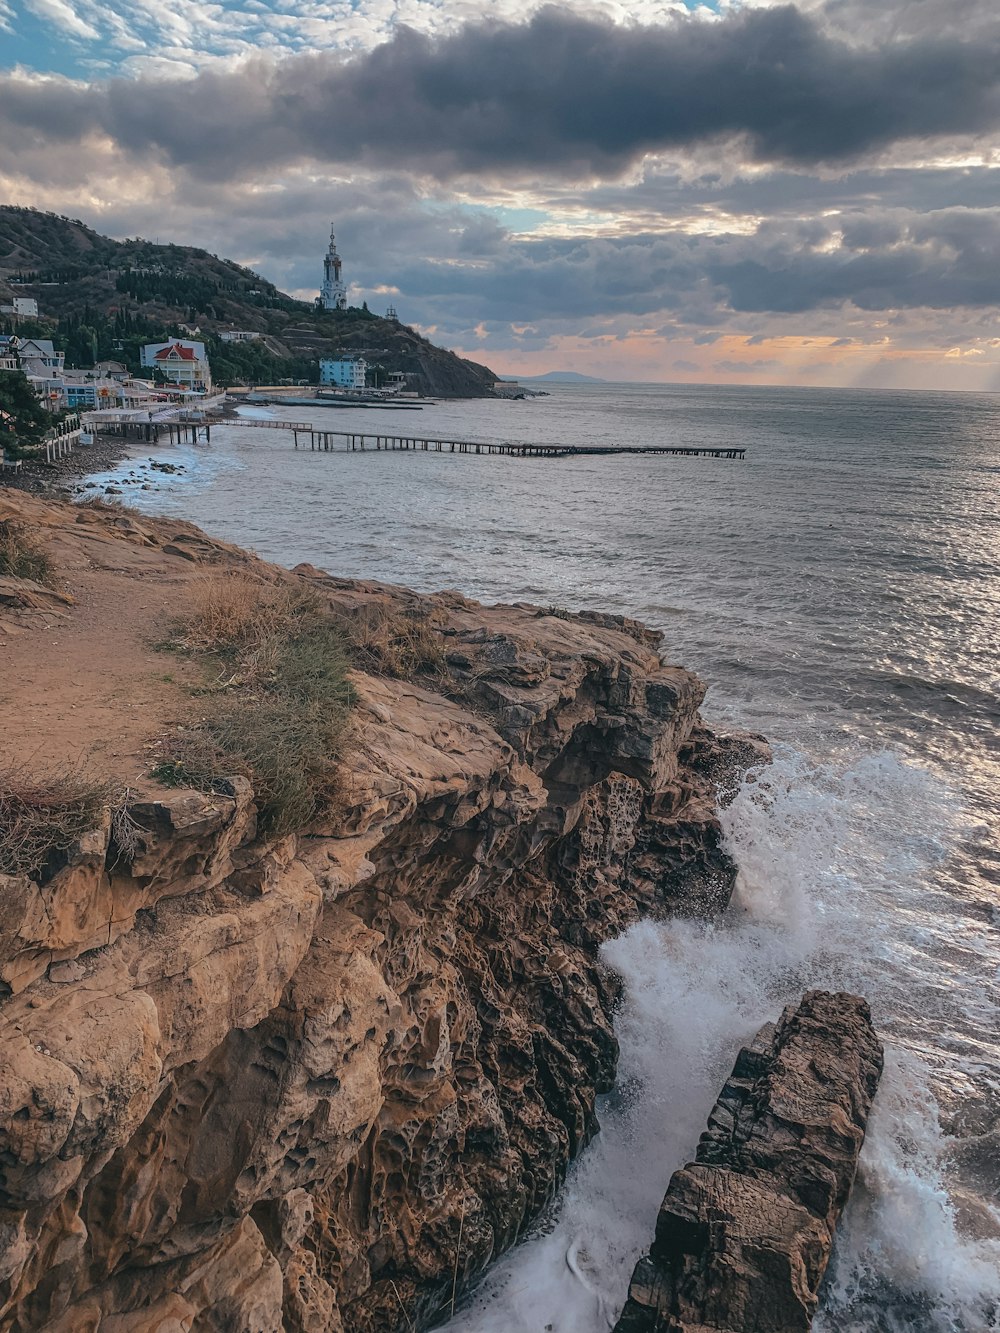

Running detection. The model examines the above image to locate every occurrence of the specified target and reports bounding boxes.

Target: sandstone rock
[0,783,257,995]
[614,991,884,1333]
[0,490,765,1331]
[0,576,74,610]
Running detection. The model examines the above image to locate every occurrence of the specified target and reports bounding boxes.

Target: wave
[442,748,1000,1332]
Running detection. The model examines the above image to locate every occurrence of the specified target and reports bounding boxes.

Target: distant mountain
[517,371,606,383]
[0,206,497,397]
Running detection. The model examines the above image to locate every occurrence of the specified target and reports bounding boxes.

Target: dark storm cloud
[5,5,1000,181]
[380,207,1000,333]
[565,164,1000,233]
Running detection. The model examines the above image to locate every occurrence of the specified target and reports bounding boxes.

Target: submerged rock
[614,990,883,1333]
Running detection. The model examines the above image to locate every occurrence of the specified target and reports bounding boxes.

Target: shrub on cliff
[343,602,445,678]
[0,767,110,880]
[0,520,54,585]
[153,572,352,834]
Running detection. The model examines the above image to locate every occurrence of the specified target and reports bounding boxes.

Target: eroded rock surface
[0,491,768,1332]
[614,991,884,1333]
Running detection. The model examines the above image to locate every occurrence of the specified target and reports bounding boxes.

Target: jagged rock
[0,489,769,1331]
[0,576,74,610]
[614,991,884,1333]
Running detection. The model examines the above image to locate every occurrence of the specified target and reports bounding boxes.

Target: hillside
[520,371,607,383]
[0,207,497,397]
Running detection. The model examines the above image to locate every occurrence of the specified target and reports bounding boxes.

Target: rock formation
[614,990,884,1333]
[0,490,767,1332]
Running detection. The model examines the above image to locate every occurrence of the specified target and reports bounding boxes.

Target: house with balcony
[141,339,211,393]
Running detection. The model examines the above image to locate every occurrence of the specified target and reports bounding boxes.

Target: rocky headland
[0,488,775,1331]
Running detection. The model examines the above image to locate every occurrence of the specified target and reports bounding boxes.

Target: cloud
[4,6,1000,183]
[24,0,101,41]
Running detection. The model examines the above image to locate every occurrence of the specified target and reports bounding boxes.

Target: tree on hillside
[0,371,50,458]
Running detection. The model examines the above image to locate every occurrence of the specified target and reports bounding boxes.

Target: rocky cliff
[614,991,884,1333]
[0,490,766,1332]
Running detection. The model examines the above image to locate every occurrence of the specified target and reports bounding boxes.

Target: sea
[82,382,1000,1332]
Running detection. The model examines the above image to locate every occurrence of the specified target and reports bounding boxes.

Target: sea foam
[442,748,1000,1332]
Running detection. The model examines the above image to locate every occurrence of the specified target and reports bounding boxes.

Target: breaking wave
[442,747,1000,1332]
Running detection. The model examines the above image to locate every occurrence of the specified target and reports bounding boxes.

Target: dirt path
[0,490,252,783]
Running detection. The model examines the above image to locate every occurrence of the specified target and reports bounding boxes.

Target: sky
[3,0,1000,388]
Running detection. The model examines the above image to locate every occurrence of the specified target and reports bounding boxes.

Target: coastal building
[0,297,39,318]
[93,360,129,381]
[141,339,211,393]
[16,339,63,374]
[141,338,206,367]
[60,375,126,410]
[319,355,368,391]
[219,330,262,343]
[320,226,347,311]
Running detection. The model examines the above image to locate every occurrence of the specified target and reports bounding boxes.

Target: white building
[141,338,206,367]
[142,340,211,392]
[219,330,262,343]
[320,226,347,311]
[319,356,368,390]
[0,297,38,317]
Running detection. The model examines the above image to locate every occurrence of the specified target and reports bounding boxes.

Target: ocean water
[84,382,1000,1331]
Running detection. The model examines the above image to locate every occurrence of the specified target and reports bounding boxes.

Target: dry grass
[0,520,54,586]
[154,574,353,835]
[178,570,310,654]
[344,602,446,679]
[0,765,110,881]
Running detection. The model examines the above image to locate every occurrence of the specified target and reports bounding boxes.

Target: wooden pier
[284,427,745,460]
[84,409,213,445]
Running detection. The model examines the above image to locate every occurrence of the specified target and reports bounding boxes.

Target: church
[319,226,347,310]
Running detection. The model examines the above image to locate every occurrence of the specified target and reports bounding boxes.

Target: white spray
[443,747,1000,1333]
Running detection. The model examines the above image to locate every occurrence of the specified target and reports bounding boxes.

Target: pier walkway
[283,427,745,460]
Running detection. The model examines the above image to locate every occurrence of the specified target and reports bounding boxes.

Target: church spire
[320,224,347,310]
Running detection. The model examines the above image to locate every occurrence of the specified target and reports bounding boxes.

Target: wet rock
[614,991,883,1333]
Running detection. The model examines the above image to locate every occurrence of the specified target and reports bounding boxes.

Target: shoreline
[2,435,134,497]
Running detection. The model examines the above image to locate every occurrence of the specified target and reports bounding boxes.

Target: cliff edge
[0,489,766,1332]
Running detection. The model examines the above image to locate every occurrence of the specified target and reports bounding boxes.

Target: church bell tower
[321,225,347,310]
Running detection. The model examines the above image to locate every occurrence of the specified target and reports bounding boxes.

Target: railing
[43,414,83,463]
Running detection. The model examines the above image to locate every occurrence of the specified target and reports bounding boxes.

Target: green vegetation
[202,334,316,387]
[0,766,111,880]
[0,206,498,397]
[152,572,353,834]
[0,520,54,584]
[0,370,50,457]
